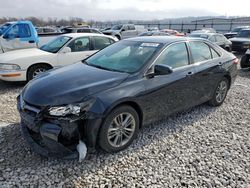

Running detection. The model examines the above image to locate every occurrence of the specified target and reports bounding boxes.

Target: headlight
[0,63,21,70]
[48,99,95,117]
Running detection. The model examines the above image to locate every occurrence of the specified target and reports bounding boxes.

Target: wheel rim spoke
[215,81,227,103]
[107,112,136,148]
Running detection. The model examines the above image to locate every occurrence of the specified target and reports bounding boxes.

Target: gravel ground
[0,67,250,187]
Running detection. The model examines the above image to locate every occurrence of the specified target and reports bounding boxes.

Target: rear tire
[27,64,51,81]
[208,78,229,107]
[98,105,139,153]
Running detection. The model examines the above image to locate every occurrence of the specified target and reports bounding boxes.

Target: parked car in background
[0,33,117,81]
[102,24,146,40]
[147,27,159,31]
[160,29,185,36]
[61,27,102,34]
[17,36,237,158]
[189,33,232,51]
[224,26,250,39]
[139,31,170,36]
[240,49,250,68]
[230,29,250,52]
[0,21,39,54]
[191,28,216,34]
[36,27,62,34]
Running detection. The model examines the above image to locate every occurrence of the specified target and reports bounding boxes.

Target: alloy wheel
[33,68,47,78]
[107,112,136,148]
[215,80,228,103]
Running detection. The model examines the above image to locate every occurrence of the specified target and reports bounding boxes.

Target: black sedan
[224,26,250,39]
[230,29,250,52]
[17,36,238,158]
[189,33,232,52]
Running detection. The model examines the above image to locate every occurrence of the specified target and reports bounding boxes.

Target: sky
[0,0,249,21]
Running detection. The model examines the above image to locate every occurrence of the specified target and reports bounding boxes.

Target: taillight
[233,58,239,64]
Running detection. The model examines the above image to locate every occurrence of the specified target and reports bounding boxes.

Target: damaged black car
[17,36,238,159]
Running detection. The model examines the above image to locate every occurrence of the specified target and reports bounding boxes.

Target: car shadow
[0,103,218,185]
[0,81,25,93]
[238,68,250,79]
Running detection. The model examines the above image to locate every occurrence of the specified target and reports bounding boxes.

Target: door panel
[141,42,198,124]
[142,66,197,124]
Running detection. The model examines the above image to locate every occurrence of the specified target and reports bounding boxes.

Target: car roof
[125,36,207,44]
[62,33,107,38]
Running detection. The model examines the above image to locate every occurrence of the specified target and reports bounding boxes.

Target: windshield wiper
[84,61,127,73]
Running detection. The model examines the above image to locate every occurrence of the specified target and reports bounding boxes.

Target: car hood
[230,37,250,42]
[22,62,129,106]
[0,48,51,62]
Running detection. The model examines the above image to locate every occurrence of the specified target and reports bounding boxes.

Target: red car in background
[160,29,185,36]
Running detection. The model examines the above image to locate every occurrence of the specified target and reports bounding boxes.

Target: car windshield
[85,40,162,73]
[189,34,209,39]
[40,36,71,53]
[111,25,123,30]
[0,23,12,36]
[237,30,250,38]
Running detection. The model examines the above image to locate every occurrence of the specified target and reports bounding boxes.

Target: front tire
[27,64,51,81]
[98,105,139,153]
[208,78,229,107]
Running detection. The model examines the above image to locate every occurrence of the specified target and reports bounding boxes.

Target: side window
[67,37,90,52]
[7,24,31,38]
[93,36,112,50]
[189,42,212,63]
[122,25,129,31]
[128,25,135,30]
[155,42,189,69]
[91,29,100,34]
[209,36,216,42]
[77,29,89,33]
[215,35,225,42]
[211,47,220,58]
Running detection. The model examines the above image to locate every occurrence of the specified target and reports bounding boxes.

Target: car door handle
[29,40,35,43]
[186,71,194,77]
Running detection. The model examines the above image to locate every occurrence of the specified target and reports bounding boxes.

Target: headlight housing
[48,99,95,117]
[0,63,21,70]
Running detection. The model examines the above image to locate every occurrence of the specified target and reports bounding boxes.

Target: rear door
[92,36,115,51]
[143,42,197,123]
[188,41,223,102]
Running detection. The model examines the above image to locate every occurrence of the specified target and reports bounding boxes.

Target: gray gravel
[0,69,250,187]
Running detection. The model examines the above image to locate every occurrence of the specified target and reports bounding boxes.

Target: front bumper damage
[17,96,103,159]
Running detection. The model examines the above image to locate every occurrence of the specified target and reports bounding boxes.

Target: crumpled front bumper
[20,121,78,159]
[17,96,102,159]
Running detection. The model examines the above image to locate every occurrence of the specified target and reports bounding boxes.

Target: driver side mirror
[147,64,173,78]
[154,64,173,75]
[60,47,71,53]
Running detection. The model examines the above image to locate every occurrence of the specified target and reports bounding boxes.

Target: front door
[57,37,96,66]
[142,42,197,123]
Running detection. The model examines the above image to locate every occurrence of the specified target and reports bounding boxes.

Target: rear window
[189,41,212,63]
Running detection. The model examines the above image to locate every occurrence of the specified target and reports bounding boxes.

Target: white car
[0,33,117,81]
